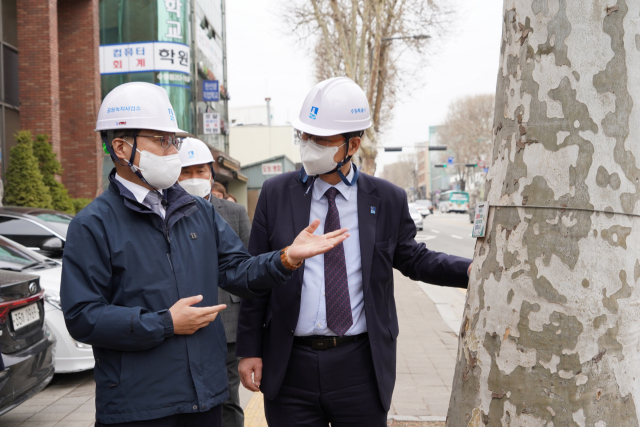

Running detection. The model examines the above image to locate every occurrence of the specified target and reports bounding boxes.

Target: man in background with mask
[60,82,350,427]
[236,77,473,426]
[178,137,250,427]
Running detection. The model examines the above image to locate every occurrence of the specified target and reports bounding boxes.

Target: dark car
[0,208,72,258]
[0,268,55,415]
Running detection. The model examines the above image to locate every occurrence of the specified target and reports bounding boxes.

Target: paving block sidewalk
[0,370,95,427]
[0,271,463,425]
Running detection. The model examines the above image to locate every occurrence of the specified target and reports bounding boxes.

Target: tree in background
[438,94,494,191]
[381,153,418,196]
[33,134,75,214]
[4,131,53,209]
[284,0,451,175]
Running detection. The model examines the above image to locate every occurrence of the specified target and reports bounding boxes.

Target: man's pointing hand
[286,219,349,266]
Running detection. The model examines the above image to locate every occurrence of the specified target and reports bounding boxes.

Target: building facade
[230,125,301,168]
[241,155,297,220]
[99,0,246,203]
[2,0,103,199]
[1,0,244,204]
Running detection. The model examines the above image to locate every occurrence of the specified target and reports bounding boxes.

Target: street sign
[478,160,486,168]
[472,202,488,238]
[483,167,489,173]
[447,156,454,165]
[203,112,220,134]
[203,80,219,102]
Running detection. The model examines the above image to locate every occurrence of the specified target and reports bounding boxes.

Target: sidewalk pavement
[0,271,465,426]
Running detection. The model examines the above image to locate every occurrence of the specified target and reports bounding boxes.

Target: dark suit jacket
[210,196,251,343]
[235,171,471,410]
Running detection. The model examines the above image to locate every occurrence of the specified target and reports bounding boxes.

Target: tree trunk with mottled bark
[447,1,640,426]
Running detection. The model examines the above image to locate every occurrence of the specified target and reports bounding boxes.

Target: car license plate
[11,303,40,330]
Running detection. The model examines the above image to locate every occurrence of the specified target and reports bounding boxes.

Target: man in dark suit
[237,77,472,426]
[178,137,250,427]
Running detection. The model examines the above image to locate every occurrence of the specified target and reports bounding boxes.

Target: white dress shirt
[115,173,166,219]
[295,167,365,336]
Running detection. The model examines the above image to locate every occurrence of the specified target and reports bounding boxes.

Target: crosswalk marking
[451,235,463,240]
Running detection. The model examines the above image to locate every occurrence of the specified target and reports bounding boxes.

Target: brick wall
[17,0,61,157]
[58,0,102,198]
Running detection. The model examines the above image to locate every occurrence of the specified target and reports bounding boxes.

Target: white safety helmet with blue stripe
[95,82,188,135]
[292,77,372,137]
[178,137,215,167]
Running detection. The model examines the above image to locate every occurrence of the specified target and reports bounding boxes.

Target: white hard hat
[179,137,215,167]
[292,77,372,137]
[95,82,188,136]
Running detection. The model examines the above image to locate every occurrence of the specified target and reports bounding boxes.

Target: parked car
[0,235,93,373]
[409,205,423,231]
[415,199,433,217]
[0,207,73,259]
[0,269,55,415]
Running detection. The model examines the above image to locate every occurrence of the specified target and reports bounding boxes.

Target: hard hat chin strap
[102,131,166,196]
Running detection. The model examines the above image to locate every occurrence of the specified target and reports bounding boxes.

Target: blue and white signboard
[447,156,455,165]
[203,112,220,135]
[99,41,190,75]
[203,81,219,102]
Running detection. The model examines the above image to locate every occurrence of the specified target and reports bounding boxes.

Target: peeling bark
[447,1,640,426]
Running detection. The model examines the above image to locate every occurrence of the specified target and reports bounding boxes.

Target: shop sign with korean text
[203,81,219,102]
[262,163,283,175]
[158,0,187,42]
[472,202,488,238]
[99,42,190,75]
[203,113,220,134]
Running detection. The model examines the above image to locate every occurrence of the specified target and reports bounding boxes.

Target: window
[3,45,19,106]
[0,217,57,250]
[2,0,17,48]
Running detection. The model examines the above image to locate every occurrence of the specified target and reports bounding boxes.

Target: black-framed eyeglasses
[137,134,183,150]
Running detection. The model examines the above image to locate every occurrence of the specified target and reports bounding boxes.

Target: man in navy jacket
[237,78,472,426]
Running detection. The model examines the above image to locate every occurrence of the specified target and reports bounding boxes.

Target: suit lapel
[357,174,379,295]
[290,180,313,288]
[289,181,312,235]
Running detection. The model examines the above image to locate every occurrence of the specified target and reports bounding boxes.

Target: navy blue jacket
[61,171,293,424]
[236,171,471,410]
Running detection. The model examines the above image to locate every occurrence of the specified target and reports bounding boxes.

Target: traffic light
[434,164,447,168]
[465,163,478,167]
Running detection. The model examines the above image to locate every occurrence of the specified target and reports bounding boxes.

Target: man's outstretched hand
[287,219,349,265]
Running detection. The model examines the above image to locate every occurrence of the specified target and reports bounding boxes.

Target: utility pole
[221,0,229,153]
[190,0,198,135]
[447,2,640,426]
[265,97,271,127]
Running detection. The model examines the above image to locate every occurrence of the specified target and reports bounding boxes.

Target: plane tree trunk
[447,1,640,426]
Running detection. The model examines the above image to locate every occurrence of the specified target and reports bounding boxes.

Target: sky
[226,0,504,175]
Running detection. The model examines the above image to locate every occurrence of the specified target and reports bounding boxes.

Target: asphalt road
[415,212,476,260]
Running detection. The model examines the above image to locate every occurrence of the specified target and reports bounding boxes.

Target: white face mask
[126,141,182,190]
[179,178,212,198]
[299,140,345,176]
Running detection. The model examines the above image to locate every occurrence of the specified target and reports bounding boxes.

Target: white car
[0,236,94,373]
[414,199,433,217]
[409,205,423,231]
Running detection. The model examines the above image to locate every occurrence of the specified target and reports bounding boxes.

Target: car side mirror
[41,237,64,252]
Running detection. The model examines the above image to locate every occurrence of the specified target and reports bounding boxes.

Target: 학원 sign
[472,202,488,238]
